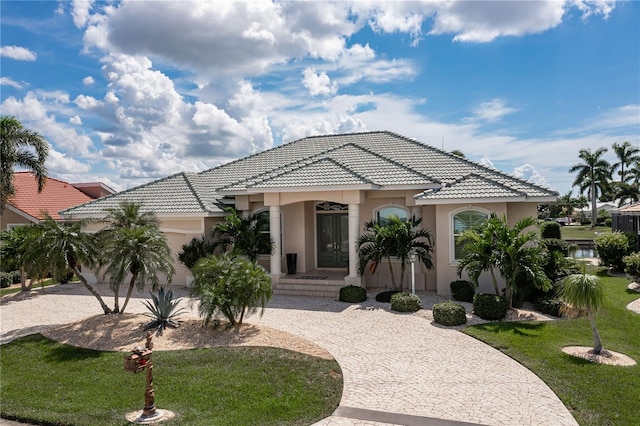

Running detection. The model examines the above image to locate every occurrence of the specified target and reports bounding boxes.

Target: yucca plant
[143,287,187,335]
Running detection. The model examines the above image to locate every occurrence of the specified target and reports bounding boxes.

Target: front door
[317,213,349,268]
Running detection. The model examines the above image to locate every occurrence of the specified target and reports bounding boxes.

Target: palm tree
[557,271,605,354]
[613,182,640,207]
[628,160,640,186]
[211,208,273,262]
[100,225,175,314]
[458,215,550,306]
[97,201,165,313]
[357,215,433,291]
[570,147,612,228]
[20,217,112,314]
[612,141,640,183]
[0,115,50,213]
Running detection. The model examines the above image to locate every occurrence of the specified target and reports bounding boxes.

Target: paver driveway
[0,284,578,426]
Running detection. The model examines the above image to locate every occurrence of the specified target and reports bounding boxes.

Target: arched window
[376,206,408,225]
[452,209,489,260]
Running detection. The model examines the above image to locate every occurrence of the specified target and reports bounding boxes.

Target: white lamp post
[409,248,417,295]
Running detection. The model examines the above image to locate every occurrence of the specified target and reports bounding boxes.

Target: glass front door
[317,213,349,268]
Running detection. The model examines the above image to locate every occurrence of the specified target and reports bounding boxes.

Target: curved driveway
[0,284,577,426]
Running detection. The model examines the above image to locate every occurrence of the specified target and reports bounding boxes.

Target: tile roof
[63,131,558,217]
[8,172,95,220]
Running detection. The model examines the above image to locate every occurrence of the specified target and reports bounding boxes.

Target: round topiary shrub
[473,294,508,320]
[339,285,367,303]
[433,301,467,326]
[375,290,401,303]
[450,280,475,302]
[540,221,562,239]
[623,252,640,282]
[594,231,630,270]
[390,292,422,312]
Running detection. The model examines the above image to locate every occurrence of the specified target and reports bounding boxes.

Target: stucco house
[0,172,115,230]
[612,202,640,251]
[62,131,557,297]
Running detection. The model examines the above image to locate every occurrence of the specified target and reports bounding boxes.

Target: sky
[1,0,639,195]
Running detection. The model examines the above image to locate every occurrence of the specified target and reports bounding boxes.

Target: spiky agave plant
[143,287,187,335]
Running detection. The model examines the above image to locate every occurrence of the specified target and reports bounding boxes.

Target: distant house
[612,202,640,251]
[0,172,116,230]
[63,131,557,297]
[577,201,618,218]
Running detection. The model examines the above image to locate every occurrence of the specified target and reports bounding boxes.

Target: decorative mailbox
[124,345,152,374]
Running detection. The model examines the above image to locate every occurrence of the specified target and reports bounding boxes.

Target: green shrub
[473,293,508,320]
[542,238,572,256]
[0,272,12,288]
[339,285,367,303]
[625,232,639,252]
[433,301,467,326]
[623,252,640,282]
[450,280,475,302]
[594,231,630,270]
[390,292,422,312]
[375,290,401,303]
[605,218,612,227]
[534,297,565,317]
[178,236,215,270]
[540,221,562,239]
[189,253,272,325]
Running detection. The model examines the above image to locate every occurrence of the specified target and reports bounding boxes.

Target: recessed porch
[275,270,347,298]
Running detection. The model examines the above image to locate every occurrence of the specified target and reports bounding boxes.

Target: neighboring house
[577,201,618,218]
[612,202,640,251]
[62,131,557,296]
[0,172,116,230]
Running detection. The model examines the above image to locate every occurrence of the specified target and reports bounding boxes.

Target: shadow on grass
[470,321,547,337]
[41,336,103,362]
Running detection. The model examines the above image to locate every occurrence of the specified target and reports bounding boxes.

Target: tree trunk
[113,283,120,314]
[399,262,406,292]
[20,267,31,292]
[386,256,397,290]
[589,311,603,354]
[591,180,597,229]
[119,273,137,314]
[490,269,499,295]
[72,267,112,314]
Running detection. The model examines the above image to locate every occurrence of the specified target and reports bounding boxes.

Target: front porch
[274,270,347,298]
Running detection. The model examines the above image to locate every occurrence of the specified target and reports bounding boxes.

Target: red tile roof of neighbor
[8,172,95,220]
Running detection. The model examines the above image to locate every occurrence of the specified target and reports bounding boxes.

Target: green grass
[1,337,342,425]
[560,225,611,240]
[464,270,640,426]
[0,278,56,296]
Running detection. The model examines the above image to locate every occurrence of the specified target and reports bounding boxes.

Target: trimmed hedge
[339,285,367,303]
[433,301,467,326]
[594,231,630,270]
[0,270,20,288]
[540,221,562,239]
[534,297,565,317]
[450,280,475,302]
[375,290,401,303]
[473,293,508,320]
[623,252,640,282]
[390,292,422,312]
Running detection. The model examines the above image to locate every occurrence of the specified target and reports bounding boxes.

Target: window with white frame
[255,210,282,255]
[376,206,408,225]
[452,209,489,260]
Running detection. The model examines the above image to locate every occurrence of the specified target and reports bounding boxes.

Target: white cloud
[47,148,91,174]
[71,0,95,28]
[69,116,82,125]
[302,68,338,96]
[590,104,640,130]
[0,45,37,61]
[479,158,498,170]
[83,76,95,85]
[512,163,550,188]
[472,98,518,122]
[0,77,23,89]
[571,0,616,20]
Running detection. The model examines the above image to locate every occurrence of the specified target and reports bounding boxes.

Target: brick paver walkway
[0,284,578,426]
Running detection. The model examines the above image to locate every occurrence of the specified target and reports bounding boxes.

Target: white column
[348,203,360,278]
[270,205,281,276]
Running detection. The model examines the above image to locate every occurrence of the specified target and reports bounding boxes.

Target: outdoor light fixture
[409,249,417,295]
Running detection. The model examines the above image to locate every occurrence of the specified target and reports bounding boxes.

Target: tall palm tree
[97,201,164,313]
[357,215,433,291]
[211,208,273,262]
[613,182,640,207]
[570,147,612,228]
[612,141,640,183]
[0,115,50,213]
[20,217,112,314]
[100,225,175,314]
[557,271,605,354]
[628,160,640,186]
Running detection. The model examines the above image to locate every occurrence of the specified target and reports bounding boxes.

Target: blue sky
[1,0,638,195]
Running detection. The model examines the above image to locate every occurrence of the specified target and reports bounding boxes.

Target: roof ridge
[61,171,187,216]
[182,173,211,212]
[451,172,527,196]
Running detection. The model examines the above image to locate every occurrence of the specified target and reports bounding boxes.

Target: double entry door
[317,213,349,268]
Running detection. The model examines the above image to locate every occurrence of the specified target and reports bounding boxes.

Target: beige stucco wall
[0,209,35,230]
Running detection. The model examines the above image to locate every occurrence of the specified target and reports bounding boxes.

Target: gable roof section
[63,131,558,217]
[8,172,95,220]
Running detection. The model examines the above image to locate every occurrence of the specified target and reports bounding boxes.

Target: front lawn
[1,336,342,426]
[464,270,640,426]
[560,225,611,240]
